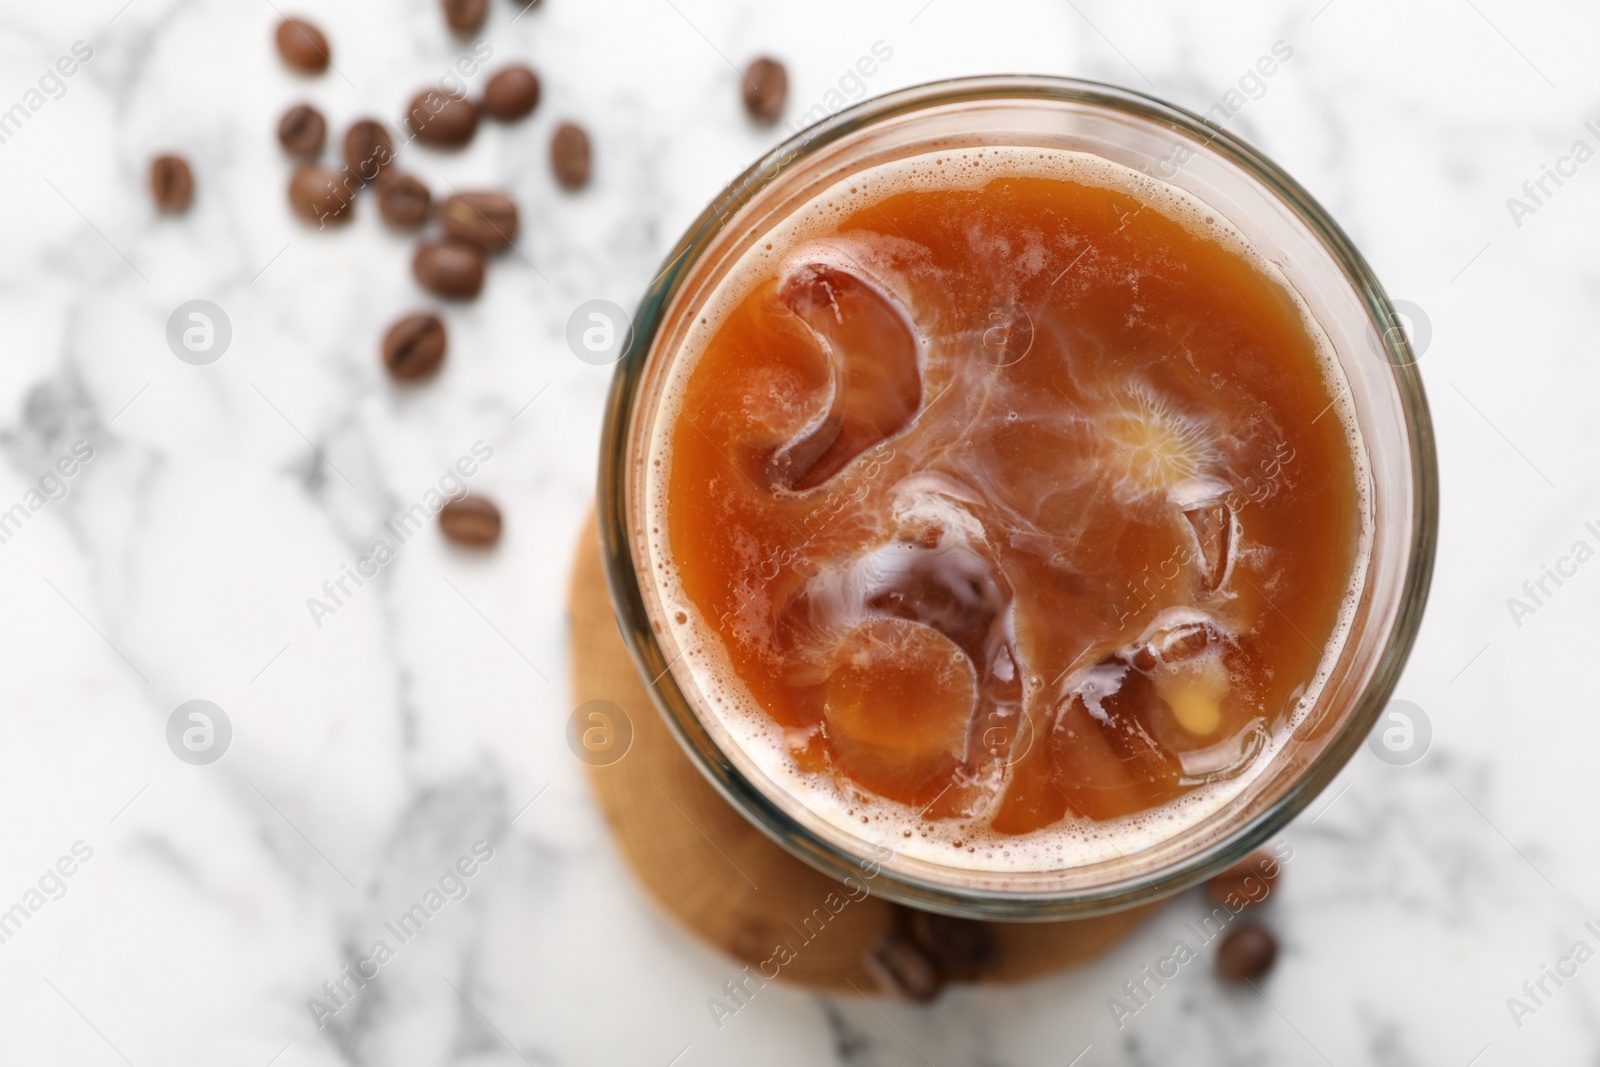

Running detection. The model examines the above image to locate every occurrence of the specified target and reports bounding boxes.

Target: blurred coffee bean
[275,17,330,74]
[863,933,944,1003]
[413,239,486,298]
[375,173,432,229]
[440,191,518,250]
[1207,849,1282,907]
[741,56,788,122]
[482,64,540,121]
[1215,923,1278,983]
[406,89,479,147]
[277,103,327,157]
[288,165,355,225]
[442,0,488,33]
[439,495,502,545]
[343,119,395,182]
[550,122,591,190]
[382,313,447,381]
[905,909,995,981]
[149,155,193,212]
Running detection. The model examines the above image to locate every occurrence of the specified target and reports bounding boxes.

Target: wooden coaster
[568,511,1158,991]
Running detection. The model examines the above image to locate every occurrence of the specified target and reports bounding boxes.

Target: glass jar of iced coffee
[599,77,1436,919]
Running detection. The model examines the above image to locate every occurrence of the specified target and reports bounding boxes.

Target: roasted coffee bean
[288,164,355,225]
[482,64,540,121]
[413,239,486,298]
[905,909,995,981]
[442,0,488,33]
[1207,849,1281,908]
[863,933,944,1003]
[741,56,788,122]
[382,313,447,380]
[406,89,479,148]
[375,173,432,229]
[550,122,591,190]
[1215,923,1278,983]
[149,155,194,212]
[440,191,518,250]
[275,17,330,74]
[277,103,327,157]
[439,495,502,545]
[343,119,395,182]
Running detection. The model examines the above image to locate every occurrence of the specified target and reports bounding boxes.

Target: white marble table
[0,0,1594,1062]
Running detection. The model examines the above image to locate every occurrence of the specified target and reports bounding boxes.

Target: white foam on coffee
[641,145,1373,874]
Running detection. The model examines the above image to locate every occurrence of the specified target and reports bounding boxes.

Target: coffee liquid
[645,148,1367,872]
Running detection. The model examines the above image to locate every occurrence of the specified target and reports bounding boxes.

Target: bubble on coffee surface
[641,145,1372,873]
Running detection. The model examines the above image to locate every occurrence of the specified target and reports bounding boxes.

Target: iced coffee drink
[606,80,1432,910]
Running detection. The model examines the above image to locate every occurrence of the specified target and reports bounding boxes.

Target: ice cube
[1122,608,1232,741]
[1040,660,1186,821]
[1124,607,1225,672]
[1060,661,1180,774]
[1031,607,1265,821]
[864,540,1004,657]
[776,492,1030,812]
[790,485,1008,660]
[766,247,922,491]
[822,619,977,779]
[1169,477,1237,593]
[1172,721,1267,781]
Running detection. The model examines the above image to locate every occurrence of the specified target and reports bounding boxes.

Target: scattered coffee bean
[376,173,432,229]
[1215,923,1278,983]
[343,119,395,183]
[149,155,194,212]
[288,164,355,225]
[275,17,331,74]
[1207,849,1281,907]
[440,191,519,250]
[442,0,488,33]
[406,89,480,148]
[482,64,540,121]
[905,909,995,982]
[382,312,447,381]
[277,103,327,157]
[550,122,591,190]
[741,56,788,123]
[413,239,486,298]
[863,933,944,1003]
[439,495,503,546]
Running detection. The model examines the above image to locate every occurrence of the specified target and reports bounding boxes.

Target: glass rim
[597,74,1439,920]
